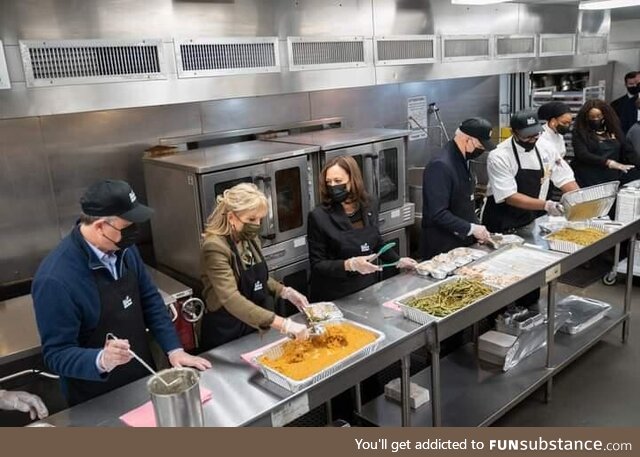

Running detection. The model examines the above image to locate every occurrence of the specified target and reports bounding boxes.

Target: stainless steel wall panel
[40,104,201,235]
[517,4,579,35]
[578,10,610,35]
[1,0,373,45]
[39,104,201,148]
[372,0,520,37]
[273,0,374,38]
[309,84,403,130]
[398,77,500,169]
[201,92,311,134]
[0,117,60,284]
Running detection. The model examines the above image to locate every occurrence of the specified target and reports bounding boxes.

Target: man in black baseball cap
[32,179,211,406]
[483,109,578,235]
[81,179,154,224]
[459,117,497,152]
[420,117,496,260]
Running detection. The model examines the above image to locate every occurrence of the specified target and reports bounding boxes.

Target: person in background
[0,389,48,421]
[537,101,575,159]
[483,110,578,234]
[571,99,638,188]
[308,155,417,302]
[420,117,495,260]
[32,180,211,406]
[611,71,640,135]
[626,98,640,165]
[200,183,310,350]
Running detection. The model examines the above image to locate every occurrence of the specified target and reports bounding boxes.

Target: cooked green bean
[406,279,492,317]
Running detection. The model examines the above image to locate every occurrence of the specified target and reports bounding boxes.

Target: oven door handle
[365,153,380,206]
[255,175,277,240]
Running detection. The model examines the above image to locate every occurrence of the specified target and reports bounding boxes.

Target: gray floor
[495,278,640,426]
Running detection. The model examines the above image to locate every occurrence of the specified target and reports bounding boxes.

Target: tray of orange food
[253,320,385,392]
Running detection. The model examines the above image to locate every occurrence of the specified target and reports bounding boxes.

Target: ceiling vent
[287,36,368,71]
[0,41,10,89]
[174,37,280,78]
[19,39,166,87]
[495,35,537,59]
[578,34,608,55]
[441,35,491,62]
[374,36,437,66]
[539,34,576,57]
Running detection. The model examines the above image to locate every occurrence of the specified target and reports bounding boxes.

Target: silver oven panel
[263,235,309,271]
[378,202,415,234]
[198,155,309,248]
[320,138,406,213]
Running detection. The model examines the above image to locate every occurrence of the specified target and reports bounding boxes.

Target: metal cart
[603,181,640,285]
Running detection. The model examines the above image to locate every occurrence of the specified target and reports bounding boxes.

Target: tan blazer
[200,234,284,329]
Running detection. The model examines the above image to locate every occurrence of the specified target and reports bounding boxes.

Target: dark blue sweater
[32,226,181,385]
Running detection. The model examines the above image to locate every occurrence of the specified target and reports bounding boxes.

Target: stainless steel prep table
[37,274,429,427]
[0,295,40,367]
[357,216,640,427]
[34,216,640,427]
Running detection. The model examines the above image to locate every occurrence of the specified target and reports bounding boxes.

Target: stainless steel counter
[39,273,428,427]
[35,215,640,427]
[0,295,40,366]
[269,128,409,150]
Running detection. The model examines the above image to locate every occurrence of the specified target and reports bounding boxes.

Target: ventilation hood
[0,0,610,119]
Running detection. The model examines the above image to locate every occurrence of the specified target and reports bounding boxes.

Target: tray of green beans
[393,276,495,324]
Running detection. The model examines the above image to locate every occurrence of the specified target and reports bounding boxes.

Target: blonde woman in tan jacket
[199,183,310,350]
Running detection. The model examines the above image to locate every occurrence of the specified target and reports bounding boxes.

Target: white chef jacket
[486,134,576,204]
[537,123,567,158]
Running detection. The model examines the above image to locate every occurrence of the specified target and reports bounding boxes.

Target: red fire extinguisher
[168,297,204,352]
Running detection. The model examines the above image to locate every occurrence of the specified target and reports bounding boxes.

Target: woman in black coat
[307,155,417,302]
[571,99,639,188]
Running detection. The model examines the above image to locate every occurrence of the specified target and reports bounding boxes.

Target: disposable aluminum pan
[252,319,385,393]
[303,302,343,322]
[560,181,620,221]
[557,295,611,335]
[393,276,495,324]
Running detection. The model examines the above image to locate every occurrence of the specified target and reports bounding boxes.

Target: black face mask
[628,85,640,96]
[589,118,605,131]
[466,148,485,161]
[515,138,537,152]
[327,184,349,204]
[555,124,571,135]
[104,222,139,249]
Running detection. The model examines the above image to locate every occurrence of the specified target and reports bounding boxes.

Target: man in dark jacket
[32,180,211,406]
[420,118,496,260]
[611,71,640,135]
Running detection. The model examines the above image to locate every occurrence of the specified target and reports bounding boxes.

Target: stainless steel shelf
[358,306,626,427]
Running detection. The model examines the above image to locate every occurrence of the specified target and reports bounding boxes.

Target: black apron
[483,140,546,233]
[310,217,381,302]
[200,238,274,350]
[420,149,476,260]
[67,243,153,406]
[572,138,621,188]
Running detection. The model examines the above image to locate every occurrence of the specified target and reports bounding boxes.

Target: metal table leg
[623,236,636,343]
[427,325,441,427]
[400,355,411,427]
[545,280,557,403]
[354,383,362,415]
[326,401,333,425]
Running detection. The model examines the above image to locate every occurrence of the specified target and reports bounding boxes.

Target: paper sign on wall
[407,96,428,141]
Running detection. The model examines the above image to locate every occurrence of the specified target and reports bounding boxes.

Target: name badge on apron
[122,295,133,309]
[360,243,370,253]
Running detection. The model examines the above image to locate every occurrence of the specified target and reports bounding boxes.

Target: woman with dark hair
[571,99,638,188]
[307,155,417,302]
